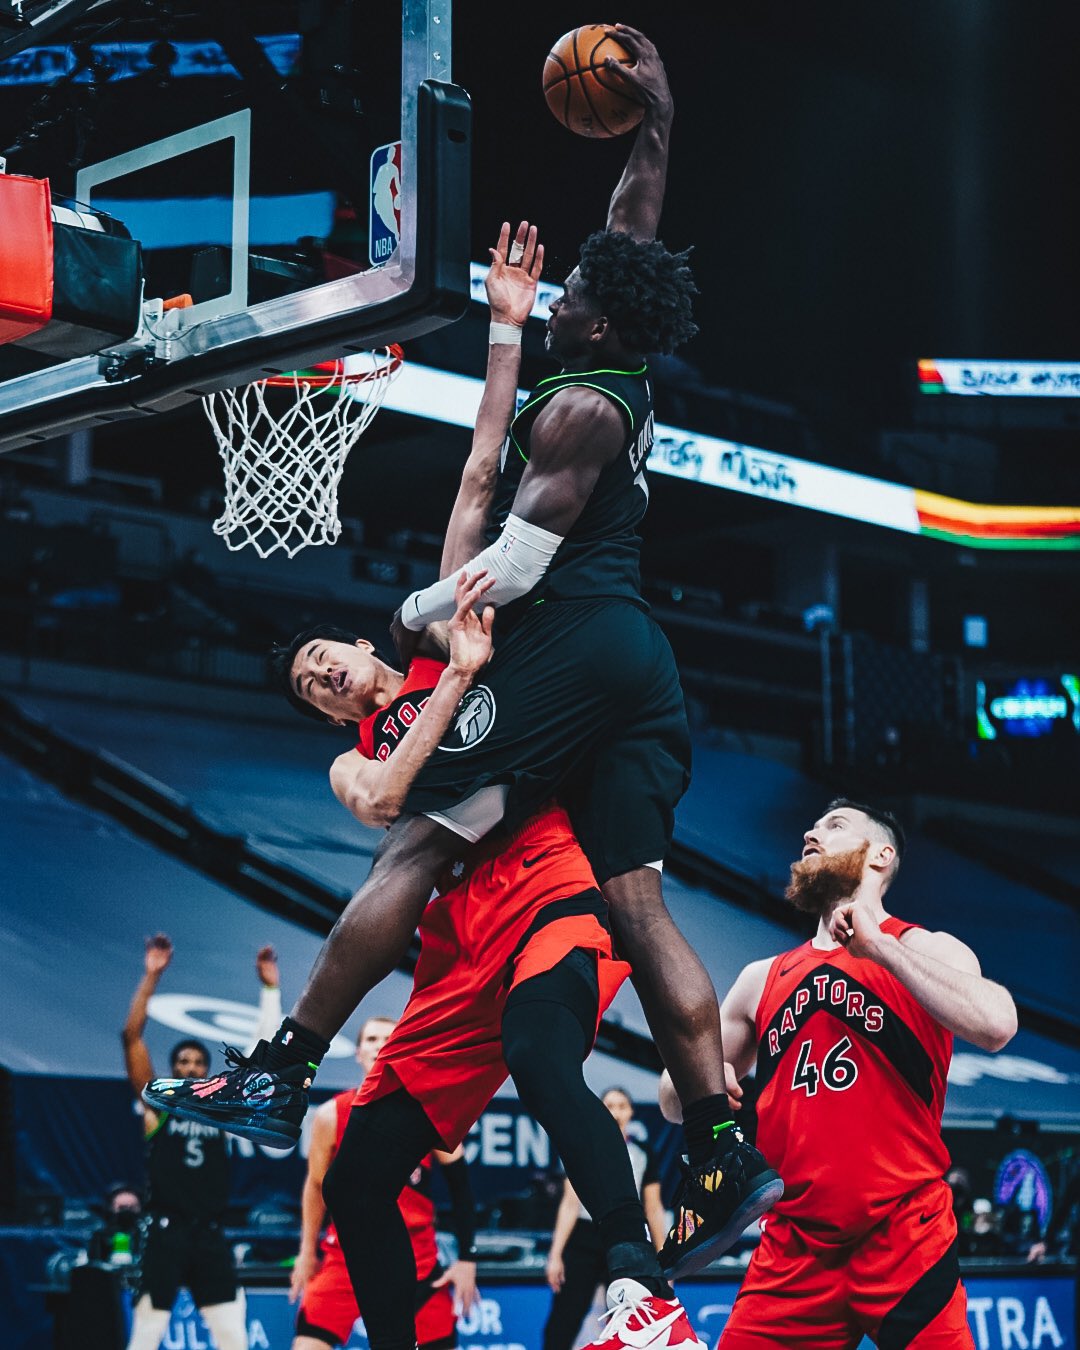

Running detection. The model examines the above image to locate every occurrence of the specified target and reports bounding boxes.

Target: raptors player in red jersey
[291,1016,478,1350]
[662,799,1017,1349]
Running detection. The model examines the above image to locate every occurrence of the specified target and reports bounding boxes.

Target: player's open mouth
[333,669,349,694]
[802,845,822,858]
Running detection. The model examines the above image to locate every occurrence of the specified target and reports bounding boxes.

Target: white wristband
[489,322,523,346]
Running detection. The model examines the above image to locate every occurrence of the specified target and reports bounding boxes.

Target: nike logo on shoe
[588,1280,708,1350]
[522,849,555,869]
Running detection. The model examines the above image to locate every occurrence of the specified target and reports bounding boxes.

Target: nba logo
[369,140,402,267]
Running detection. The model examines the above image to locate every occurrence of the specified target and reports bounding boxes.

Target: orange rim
[261,344,404,389]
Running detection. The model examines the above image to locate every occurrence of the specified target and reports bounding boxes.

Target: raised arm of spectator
[121,935,173,1118]
[290,1097,337,1303]
[602,26,674,242]
[439,221,545,579]
[251,944,282,1049]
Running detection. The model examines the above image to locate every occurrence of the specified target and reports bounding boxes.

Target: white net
[202,345,403,558]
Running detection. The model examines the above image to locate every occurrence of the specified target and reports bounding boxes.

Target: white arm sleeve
[401,513,564,630]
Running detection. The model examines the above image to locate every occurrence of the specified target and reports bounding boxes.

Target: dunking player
[145,26,781,1278]
[289,224,705,1348]
[661,800,1017,1348]
[155,224,712,1350]
[121,936,281,1350]
[291,1015,478,1350]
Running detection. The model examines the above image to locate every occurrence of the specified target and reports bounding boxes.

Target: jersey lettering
[629,411,654,473]
[791,1036,859,1097]
[764,970,884,1054]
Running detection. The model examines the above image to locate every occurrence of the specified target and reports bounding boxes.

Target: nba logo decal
[441,687,496,752]
[369,140,402,266]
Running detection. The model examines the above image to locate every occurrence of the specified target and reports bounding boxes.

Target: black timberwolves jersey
[489,364,654,621]
[146,1112,229,1220]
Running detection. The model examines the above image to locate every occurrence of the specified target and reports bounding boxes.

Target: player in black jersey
[143,27,780,1278]
[121,936,278,1350]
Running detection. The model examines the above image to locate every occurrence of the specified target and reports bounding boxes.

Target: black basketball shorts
[404,597,691,882]
[140,1213,237,1310]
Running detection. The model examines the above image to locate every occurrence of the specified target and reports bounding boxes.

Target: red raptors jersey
[753,916,952,1246]
[322,1091,439,1277]
[356,657,445,762]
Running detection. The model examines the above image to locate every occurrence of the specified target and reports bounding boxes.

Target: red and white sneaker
[582,1279,708,1350]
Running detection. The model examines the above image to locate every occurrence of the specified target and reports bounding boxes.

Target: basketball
[543,24,645,139]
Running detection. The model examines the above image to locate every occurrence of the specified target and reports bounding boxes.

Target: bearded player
[662,799,1017,1348]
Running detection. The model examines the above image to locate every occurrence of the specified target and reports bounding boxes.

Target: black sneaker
[141,1041,312,1148]
[659,1126,784,1278]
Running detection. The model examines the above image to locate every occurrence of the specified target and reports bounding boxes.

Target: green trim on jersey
[509,375,640,465]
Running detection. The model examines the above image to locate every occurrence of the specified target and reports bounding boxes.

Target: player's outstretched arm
[291,1097,337,1303]
[546,1178,581,1292]
[398,388,623,632]
[332,572,494,827]
[441,221,544,579]
[121,934,172,1105]
[431,1144,480,1313]
[831,906,1018,1052]
[602,25,674,242]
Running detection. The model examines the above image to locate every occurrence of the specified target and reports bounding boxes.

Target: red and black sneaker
[659,1125,784,1278]
[141,1041,312,1148]
[581,1279,707,1350]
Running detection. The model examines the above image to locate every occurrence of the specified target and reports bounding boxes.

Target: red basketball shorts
[356,803,630,1148]
[720,1180,974,1349]
[299,1245,455,1348]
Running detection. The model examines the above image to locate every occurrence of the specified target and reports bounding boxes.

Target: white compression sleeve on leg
[199,1292,248,1350]
[401,513,563,630]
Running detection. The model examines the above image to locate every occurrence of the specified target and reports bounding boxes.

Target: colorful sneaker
[141,1041,312,1148]
[582,1279,707,1350]
[659,1125,784,1278]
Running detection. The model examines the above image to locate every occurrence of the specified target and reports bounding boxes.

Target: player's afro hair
[576,229,698,355]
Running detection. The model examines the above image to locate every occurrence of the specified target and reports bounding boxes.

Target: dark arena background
[0,2,1078,1348]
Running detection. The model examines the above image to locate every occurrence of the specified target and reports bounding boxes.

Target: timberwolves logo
[441,686,496,752]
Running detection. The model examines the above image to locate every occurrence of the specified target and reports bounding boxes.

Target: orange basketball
[542,24,644,139]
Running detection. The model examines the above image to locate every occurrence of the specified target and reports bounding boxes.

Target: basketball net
[202,344,404,558]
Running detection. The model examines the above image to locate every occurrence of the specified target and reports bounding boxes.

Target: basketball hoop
[202,344,404,558]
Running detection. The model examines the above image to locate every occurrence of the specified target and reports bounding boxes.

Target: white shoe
[581,1278,709,1350]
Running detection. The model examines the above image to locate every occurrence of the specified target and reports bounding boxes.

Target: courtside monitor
[0,0,469,452]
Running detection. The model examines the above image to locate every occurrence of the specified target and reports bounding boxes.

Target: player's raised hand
[486,220,544,330]
[144,933,173,976]
[829,901,886,961]
[601,25,672,116]
[448,570,495,677]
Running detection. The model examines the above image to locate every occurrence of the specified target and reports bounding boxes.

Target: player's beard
[785,842,870,915]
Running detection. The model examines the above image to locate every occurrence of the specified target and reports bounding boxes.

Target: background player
[543,1088,666,1350]
[122,936,281,1350]
[661,799,1017,1348]
[147,47,781,1272]
[291,1015,478,1350]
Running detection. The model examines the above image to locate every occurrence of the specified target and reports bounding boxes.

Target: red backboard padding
[0,174,54,346]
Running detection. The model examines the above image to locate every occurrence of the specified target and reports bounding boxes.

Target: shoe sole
[141,1089,302,1150]
[661,1174,785,1279]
